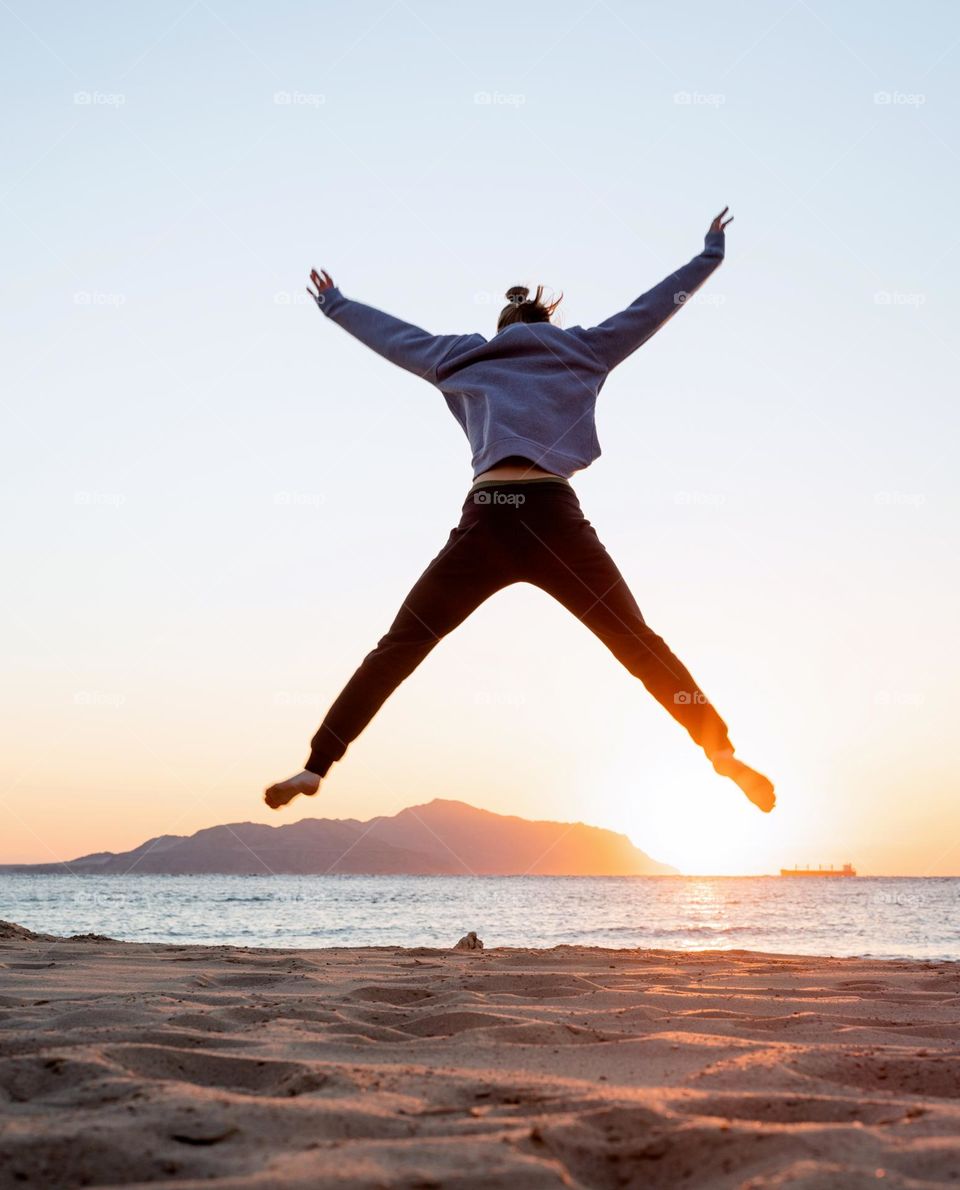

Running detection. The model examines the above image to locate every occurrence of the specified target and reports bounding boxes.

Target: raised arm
[306,268,479,384]
[571,209,732,372]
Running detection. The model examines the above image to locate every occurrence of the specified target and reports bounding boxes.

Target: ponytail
[497,284,563,332]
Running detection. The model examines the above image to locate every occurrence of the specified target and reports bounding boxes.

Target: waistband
[469,475,573,494]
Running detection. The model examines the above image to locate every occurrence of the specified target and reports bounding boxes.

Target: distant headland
[0,799,677,877]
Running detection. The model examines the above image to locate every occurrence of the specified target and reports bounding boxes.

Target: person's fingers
[307,267,334,296]
[722,215,734,229]
[308,268,333,291]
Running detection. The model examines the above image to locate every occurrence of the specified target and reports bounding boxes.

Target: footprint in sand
[104,1045,342,1097]
[398,1011,526,1038]
[0,1055,118,1105]
[671,1092,898,1125]
[348,985,435,1006]
[462,974,595,999]
[795,1052,960,1099]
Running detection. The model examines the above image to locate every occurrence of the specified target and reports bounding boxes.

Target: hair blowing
[496,284,563,332]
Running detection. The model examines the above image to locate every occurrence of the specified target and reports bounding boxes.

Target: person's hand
[709,207,734,234]
[307,267,335,306]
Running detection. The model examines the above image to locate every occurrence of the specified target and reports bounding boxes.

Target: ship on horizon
[780,862,857,877]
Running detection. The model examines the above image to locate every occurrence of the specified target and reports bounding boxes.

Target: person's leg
[521,490,774,811]
[266,508,508,808]
[304,521,507,777]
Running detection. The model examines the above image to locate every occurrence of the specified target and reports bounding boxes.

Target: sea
[0,875,956,960]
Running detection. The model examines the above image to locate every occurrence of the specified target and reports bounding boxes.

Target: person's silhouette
[265,208,775,816]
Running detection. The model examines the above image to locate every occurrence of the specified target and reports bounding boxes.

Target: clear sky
[1,1,958,875]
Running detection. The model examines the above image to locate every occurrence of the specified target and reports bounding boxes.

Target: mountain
[0,799,677,876]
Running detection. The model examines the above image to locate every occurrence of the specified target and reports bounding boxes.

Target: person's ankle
[707,744,734,760]
[707,746,736,772]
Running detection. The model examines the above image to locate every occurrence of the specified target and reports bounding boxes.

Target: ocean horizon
[3,873,956,961]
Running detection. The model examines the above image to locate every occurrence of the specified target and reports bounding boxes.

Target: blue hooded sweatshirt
[315,229,725,478]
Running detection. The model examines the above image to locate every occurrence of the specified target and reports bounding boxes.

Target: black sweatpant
[305,479,731,777]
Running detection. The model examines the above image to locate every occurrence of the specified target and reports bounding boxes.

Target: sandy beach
[1,922,959,1188]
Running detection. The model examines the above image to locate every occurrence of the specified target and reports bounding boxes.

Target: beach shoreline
[1,923,958,1188]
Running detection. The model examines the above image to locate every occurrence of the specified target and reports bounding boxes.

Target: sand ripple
[0,932,958,1187]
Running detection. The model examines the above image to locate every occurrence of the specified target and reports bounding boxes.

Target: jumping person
[265,208,775,814]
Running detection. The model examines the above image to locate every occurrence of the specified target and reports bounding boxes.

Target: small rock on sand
[454,931,484,950]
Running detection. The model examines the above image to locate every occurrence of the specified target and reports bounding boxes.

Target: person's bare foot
[264,769,320,810]
[709,749,776,813]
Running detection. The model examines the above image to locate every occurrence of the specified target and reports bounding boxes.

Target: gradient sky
[1,1,958,875]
